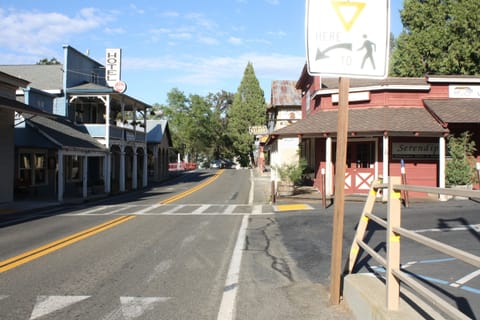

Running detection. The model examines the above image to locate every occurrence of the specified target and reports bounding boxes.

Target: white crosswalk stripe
[192,204,210,214]
[67,204,278,216]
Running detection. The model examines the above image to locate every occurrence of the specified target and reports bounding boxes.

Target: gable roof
[424,99,480,124]
[146,120,172,146]
[0,65,63,90]
[272,107,448,137]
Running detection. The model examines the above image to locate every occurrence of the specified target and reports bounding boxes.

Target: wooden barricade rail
[346,176,480,319]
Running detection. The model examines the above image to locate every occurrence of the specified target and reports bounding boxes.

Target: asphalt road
[0,169,478,319]
[0,169,351,320]
[0,171,245,319]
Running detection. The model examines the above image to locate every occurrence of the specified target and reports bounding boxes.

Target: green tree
[227,62,266,167]
[390,0,480,76]
[188,94,214,159]
[205,91,234,160]
[159,88,190,161]
[446,131,477,186]
[157,88,235,163]
[36,57,61,65]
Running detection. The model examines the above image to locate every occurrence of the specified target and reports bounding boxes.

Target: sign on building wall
[391,143,439,160]
[449,85,480,98]
[105,48,122,87]
[305,0,390,78]
[249,125,268,135]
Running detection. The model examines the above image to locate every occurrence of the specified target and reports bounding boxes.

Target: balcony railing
[83,124,145,143]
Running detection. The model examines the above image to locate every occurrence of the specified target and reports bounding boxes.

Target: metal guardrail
[347,177,480,319]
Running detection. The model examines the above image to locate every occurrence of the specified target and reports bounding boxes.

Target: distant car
[210,160,223,169]
[222,159,234,169]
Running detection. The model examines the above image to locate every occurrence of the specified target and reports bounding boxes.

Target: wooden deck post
[347,180,380,273]
[386,176,401,310]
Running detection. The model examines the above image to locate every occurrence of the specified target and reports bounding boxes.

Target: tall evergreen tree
[390,0,480,76]
[227,62,266,166]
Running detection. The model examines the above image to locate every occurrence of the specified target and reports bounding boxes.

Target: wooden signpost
[305,0,390,305]
[330,76,350,304]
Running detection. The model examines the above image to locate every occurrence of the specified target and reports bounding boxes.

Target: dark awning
[25,115,107,152]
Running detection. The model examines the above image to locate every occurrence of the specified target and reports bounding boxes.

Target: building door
[334,140,376,194]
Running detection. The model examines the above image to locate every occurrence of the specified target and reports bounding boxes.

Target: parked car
[210,159,223,169]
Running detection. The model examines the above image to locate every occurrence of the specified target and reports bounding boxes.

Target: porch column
[120,146,126,192]
[57,151,64,202]
[105,95,111,148]
[439,136,447,201]
[82,155,88,199]
[132,146,138,190]
[162,149,168,177]
[271,140,279,189]
[326,136,333,196]
[382,135,389,202]
[143,148,148,187]
[153,145,159,180]
[104,153,111,193]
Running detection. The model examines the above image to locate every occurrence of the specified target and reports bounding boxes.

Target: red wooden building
[272,66,480,199]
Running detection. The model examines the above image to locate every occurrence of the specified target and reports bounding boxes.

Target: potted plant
[275,160,306,196]
[445,131,477,198]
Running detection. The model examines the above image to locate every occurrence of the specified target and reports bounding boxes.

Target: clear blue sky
[0,1,403,105]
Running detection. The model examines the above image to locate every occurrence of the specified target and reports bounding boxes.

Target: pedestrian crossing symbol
[305,0,390,79]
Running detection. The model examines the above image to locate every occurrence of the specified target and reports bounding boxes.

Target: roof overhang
[424,98,480,125]
[272,107,448,138]
[67,87,151,111]
[0,96,58,118]
[312,84,431,99]
[427,76,480,84]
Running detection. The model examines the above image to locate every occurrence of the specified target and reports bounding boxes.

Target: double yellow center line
[0,215,135,273]
[0,170,224,273]
[160,169,225,204]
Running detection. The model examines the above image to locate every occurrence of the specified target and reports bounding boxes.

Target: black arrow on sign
[316,43,353,60]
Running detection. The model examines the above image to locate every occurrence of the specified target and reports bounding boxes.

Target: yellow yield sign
[332,1,366,32]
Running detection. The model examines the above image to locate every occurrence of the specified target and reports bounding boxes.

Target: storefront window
[19,153,31,185]
[66,155,82,181]
[344,142,375,168]
[34,153,46,184]
[18,151,47,186]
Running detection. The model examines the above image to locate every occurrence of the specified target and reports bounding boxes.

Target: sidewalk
[252,169,455,320]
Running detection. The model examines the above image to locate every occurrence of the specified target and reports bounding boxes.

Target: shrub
[276,159,307,186]
[446,131,477,186]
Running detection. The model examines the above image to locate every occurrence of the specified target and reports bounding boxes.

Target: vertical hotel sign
[105,48,122,87]
[306,0,390,78]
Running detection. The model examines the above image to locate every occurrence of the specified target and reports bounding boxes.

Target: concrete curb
[343,274,446,320]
